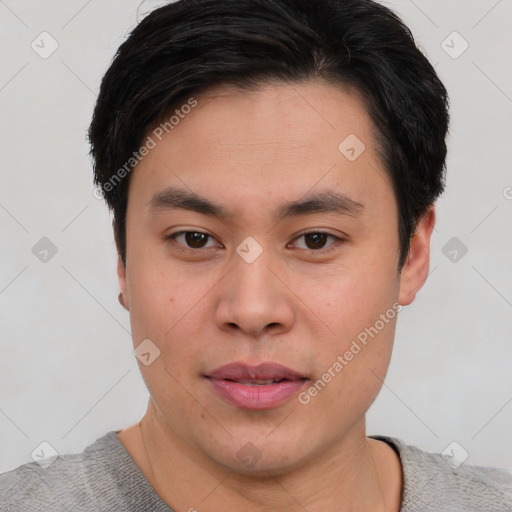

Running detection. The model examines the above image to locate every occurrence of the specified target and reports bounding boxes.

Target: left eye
[291,232,340,250]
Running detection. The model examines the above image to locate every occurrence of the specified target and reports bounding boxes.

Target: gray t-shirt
[1,431,511,511]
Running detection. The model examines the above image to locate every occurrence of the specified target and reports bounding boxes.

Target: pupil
[186,232,207,248]
[305,233,327,249]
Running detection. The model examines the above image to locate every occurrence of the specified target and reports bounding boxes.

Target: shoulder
[0,431,163,512]
[0,456,87,511]
[372,435,512,512]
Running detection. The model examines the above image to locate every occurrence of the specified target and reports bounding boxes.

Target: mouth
[205,362,309,410]
[231,379,289,385]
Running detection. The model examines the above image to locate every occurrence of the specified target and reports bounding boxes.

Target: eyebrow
[148,186,364,221]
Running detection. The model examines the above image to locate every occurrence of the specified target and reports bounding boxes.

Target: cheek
[291,253,399,338]
[125,253,216,370]
[126,243,186,327]
[292,260,398,414]
[126,263,208,417]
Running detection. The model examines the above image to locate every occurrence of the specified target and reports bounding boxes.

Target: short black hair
[88,0,449,268]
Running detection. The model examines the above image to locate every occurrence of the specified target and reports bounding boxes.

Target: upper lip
[206,362,307,382]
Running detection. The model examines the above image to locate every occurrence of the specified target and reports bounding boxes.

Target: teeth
[238,379,281,385]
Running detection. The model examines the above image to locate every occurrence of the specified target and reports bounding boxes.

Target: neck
[119,400,402,512]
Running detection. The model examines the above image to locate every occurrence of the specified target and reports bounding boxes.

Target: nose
[214,247,295,338]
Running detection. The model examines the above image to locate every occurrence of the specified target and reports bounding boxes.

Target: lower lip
[208,379,307,410]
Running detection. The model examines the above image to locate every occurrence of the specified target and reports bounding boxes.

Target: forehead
[129,80,393,217]
[181,80,375,160]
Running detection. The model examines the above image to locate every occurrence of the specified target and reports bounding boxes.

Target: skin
[116,80,435,511]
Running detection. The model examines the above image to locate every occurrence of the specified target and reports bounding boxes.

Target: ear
[398,207,436,306]
[117,253,129,310]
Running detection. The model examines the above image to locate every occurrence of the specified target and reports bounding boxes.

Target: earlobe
[398,207,436,306]
[117,254,129,310]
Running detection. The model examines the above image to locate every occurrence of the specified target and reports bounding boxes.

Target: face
[118,81,432,474]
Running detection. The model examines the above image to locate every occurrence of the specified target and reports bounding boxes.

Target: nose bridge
[232,242,280,309]
[234,249,275,298]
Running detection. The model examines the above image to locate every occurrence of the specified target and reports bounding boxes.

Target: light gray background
[1,0,511,474]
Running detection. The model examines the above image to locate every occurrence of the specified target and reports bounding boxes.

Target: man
[1,0,511,510]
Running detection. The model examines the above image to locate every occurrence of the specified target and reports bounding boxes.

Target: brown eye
[304,233,328,249]
[292,232,341,251]
[184,232,209,248]
[169,231,218,250]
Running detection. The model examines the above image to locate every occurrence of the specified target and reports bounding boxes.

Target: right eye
[167,231,221,250]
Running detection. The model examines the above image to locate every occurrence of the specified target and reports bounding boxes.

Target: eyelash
[166,230,343,254]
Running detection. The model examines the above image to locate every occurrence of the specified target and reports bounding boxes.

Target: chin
[203,428,318,477]
[217,449,308,478]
